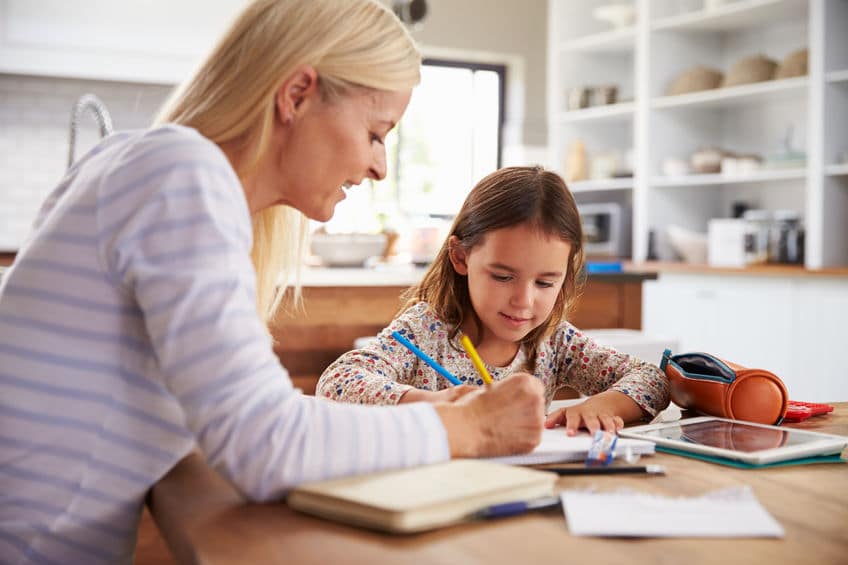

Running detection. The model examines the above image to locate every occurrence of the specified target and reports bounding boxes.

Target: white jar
[742,209,771,265]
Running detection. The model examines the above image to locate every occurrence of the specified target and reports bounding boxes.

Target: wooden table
[148,404,848,565]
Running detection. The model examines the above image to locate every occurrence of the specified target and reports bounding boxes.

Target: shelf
[826,69,848,84]
[549,0,847,268]
[557,102,635,124]
[826,164,848,177]
[652,77,807,111]
[651,168,806,188]
[559,27,635,54]
[651,0,807,33]
[569,178,633,193]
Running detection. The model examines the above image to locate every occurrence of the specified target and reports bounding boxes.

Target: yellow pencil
[460,335,494,385]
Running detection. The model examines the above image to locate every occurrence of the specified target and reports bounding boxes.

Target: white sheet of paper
[561,486,784,538]
[485,428,655,465]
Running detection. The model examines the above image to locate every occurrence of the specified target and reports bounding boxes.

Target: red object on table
[783,401,835,422]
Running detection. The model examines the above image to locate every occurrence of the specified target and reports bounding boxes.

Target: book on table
[286,459,557,533]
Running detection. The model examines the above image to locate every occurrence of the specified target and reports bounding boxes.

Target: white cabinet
[0,0,246,84]
[643,272,848,401]
[547,0,848,269]
[794,278,848,401]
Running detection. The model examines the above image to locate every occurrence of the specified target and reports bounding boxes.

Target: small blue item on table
[585,430,618,466]
[585,261,623,274]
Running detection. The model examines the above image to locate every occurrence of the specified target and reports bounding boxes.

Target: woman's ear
[275,65,319,125]
[447,236,469,275]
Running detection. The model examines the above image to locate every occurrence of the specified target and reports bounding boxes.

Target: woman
[0,1,544,562]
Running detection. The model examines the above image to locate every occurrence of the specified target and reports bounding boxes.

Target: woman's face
[269,86,411,221]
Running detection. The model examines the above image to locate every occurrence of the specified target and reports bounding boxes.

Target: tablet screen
[636,420,814,453]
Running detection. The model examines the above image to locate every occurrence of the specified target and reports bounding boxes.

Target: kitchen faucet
[67,94,114,169]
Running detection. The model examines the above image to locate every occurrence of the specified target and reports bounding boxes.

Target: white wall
[0,75,173,250]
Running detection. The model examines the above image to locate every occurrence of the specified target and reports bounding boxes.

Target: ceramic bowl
[667,224,708,264]
[310,232,387,267]
[592,3,636,29]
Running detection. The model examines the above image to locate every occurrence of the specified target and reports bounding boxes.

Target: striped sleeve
[100,132,450,500]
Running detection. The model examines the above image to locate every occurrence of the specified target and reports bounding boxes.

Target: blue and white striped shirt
[0,125,450,564]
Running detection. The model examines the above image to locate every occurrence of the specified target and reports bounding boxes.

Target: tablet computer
[619,416,848,465]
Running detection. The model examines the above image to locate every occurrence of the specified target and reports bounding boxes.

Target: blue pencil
[391,331,463,386]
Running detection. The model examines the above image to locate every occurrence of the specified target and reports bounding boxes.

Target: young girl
[317,166,670,435]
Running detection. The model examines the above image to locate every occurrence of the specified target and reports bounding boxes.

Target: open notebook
[287,459,557,533]
[485,428,655,465]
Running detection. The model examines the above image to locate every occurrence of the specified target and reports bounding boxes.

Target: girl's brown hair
[402,165,585,371]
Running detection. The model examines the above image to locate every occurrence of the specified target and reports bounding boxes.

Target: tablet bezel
[619,416,848,465]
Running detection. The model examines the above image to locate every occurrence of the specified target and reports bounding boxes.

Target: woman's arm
[105,132,545,502]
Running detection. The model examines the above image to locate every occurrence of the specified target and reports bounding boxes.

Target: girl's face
[449,223,571,363]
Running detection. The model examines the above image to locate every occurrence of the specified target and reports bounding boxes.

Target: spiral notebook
[485,429,655,466]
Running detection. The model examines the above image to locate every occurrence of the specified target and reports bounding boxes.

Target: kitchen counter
[297,264,658,287]
[635,261,848,278]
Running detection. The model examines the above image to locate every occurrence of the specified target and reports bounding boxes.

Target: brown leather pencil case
[660,349,788,425]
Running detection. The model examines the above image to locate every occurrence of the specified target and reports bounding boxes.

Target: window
[324,59,505,234]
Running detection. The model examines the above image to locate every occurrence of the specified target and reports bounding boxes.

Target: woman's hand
[434,372,545,458]
[544,390,645,436]
[399,385,477,404]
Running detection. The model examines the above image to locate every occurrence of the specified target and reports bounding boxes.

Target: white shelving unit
[651,76,807,110]
[547,0,848,269]
[826,164,848,177]
[559,27,636,53]
[556,101,635,123]
[570,178,634,193]
[651,168,807,188]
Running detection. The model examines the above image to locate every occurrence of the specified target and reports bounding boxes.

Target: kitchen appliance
[708,218,748,267]
[578,203,630,258]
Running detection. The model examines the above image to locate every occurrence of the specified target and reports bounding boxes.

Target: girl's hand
[399,385,477,404]
[435,372,545,458]
[544,390,644,436]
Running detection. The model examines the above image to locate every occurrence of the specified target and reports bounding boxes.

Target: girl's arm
[316,304,469,405]
[549,324,670,428]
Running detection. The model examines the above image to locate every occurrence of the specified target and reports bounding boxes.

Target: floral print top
[317,302,670,417]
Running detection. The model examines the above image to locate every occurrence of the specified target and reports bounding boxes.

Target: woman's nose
[368,145,387,181]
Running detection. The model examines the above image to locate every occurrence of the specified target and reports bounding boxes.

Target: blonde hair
[156,0,421,319]
[402,166,585,373]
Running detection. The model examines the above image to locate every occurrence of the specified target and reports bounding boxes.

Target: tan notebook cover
[287,459,557,533]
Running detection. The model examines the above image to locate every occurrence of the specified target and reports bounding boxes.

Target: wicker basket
[774,48,808,80]
[666,65,724,96]
[722,54,778,87]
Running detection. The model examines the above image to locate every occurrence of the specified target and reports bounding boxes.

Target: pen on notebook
[391,331,463,386]
[472,495,561,520]
[459,335,494,385]
[546,464,665,476]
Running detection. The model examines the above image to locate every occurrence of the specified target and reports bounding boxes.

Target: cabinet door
[643,275,721,353]
[643,274,796,394]
[794,279,848,402]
